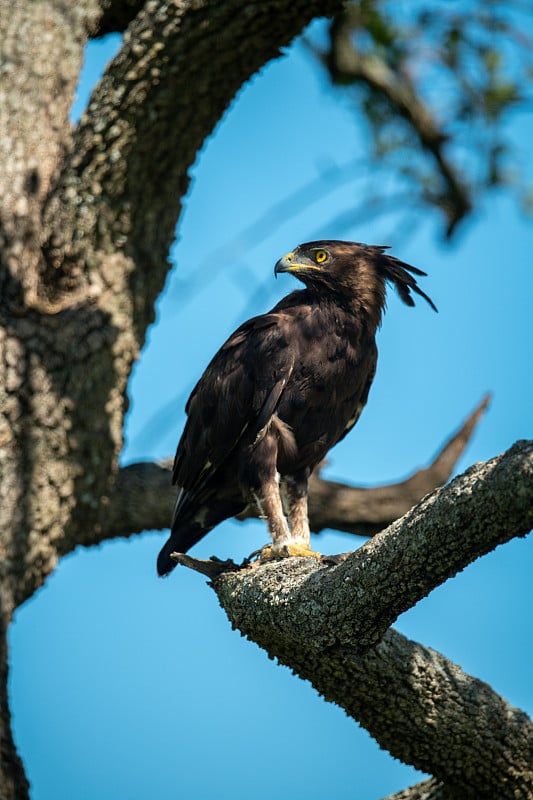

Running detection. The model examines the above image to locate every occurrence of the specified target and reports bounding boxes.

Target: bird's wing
[172,312,294,516]
[335,350,377,446]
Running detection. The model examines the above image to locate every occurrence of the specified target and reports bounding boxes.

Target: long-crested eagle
[157,240,436,576]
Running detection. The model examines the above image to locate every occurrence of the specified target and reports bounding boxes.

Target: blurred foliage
[317,0,533,237]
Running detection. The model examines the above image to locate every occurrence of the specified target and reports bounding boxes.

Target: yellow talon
[259,542,321,561]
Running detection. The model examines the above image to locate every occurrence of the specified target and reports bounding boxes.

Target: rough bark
[213,441,533,799]
[1,0,344,612]
[0,625,29,800]
[95,0,145,36]
[2,1,344,795]
[0,31,109,787]
[384,780,450,800]
[0,2,531,798]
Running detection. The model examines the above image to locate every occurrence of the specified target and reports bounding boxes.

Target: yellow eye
[314,249,328,264]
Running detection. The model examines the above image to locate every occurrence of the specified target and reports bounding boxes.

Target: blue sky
[9,16,532,800]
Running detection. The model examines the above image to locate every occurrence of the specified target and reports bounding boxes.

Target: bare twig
[169,552,240,578]
[327,15,472,236]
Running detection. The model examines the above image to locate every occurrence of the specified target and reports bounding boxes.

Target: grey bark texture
[0,2,531,799]
[2,2,342,796]
[214,441,533,799]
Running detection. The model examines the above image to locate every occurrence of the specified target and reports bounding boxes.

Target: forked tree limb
[210,441,533,799]
[327,9,472,237]
[43,0,343,317]
[99,395,489,547]
[213,440,533,655]
[1,3,529,799]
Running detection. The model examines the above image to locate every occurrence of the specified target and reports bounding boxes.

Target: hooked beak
[274,252,295,278]
[274,251,321,278]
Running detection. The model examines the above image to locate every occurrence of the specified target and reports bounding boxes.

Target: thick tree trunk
[0,2,530,798]
[1,0,341,793]
[0,623,29,800]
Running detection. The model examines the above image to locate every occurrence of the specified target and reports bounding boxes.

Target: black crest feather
[158,239,435,575]
[373,246,438,312]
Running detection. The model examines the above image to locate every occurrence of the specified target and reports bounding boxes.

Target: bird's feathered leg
[244,433,316,560]
[280,470,321,558]
[242,430,291,553]
[253,480,291,552]
[253,480,319,561]
[281,471,310,545]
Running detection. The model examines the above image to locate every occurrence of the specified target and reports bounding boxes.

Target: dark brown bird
[157,240,436,575]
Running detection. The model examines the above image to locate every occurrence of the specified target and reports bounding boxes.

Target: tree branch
[382,779,450,800]
[9,0,344,587]
[98,396,488,546]
[0,1,97,306]
[94,0,144,36]
[43,0,343,319]
[210,441,533,798]
[288,628,531,800]
[302,393,489,536]
[102,458,174,541]
[327,10,472,237]
[0,618,29,800]
[214,440,532,655]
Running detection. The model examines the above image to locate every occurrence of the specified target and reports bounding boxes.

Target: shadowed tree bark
[0,2,531,799]
[210,441,533,800]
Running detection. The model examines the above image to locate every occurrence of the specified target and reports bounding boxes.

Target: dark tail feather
[157,538,179,577]
[157,523,210,577]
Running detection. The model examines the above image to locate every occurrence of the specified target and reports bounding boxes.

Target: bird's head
[275,240,437,326]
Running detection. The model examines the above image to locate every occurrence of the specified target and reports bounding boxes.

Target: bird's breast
[276,354,372,468]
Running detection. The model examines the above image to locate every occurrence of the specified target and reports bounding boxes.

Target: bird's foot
[257,541,322,562]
